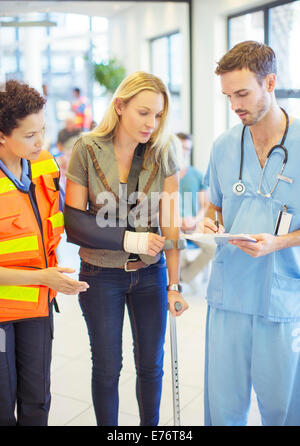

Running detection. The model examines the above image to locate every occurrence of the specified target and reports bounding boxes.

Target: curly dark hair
[0,79,46,136]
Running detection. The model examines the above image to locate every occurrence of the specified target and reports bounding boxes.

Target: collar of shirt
[0,158,31,192]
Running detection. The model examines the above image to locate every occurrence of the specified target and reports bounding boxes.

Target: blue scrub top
[207,119,300,321]
[180,166,207,217]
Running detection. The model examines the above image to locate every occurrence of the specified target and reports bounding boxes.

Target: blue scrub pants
[0,314,53,426]
[204,306,300,426]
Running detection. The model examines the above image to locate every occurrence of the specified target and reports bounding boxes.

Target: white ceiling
[0,1,137,18]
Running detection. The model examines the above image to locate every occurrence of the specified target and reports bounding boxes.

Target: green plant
[93,58,126,95]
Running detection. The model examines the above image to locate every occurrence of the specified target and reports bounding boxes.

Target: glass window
[151,36,169,86]
[92,34,109,62]
[229,11,264,48]
[0,10,108,143]
[0,26,16,46]
[269,1,300,90]
[50,36,90,53]
[50,54,71,73]
[91,17,108,33]
[150,32,182,95]
[2,54,17,73]
[150,32,183,132]
[170,32,182,93]
[65,14,90,33]
[228,0,300,121]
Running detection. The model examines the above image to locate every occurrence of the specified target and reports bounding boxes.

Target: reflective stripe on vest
[48,211,64,229]
[0,157,59,195]
[0,177,17,194]
[0,285,39,302]
[31,158,59,178]
[0,235,39,255]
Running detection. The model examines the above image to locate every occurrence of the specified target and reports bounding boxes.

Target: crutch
[169,301,182,426]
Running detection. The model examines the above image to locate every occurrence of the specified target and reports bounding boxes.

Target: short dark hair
[0,80,46,136]
[215,41,277,84]
[73,87,81,95]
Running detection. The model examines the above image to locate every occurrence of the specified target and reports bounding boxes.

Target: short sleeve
[208,143,222,208]
[66,137,88,188]
[162,137,180,178]
[196,169,208,191]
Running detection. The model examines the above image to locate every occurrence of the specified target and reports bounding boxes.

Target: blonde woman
[64,71,188,426]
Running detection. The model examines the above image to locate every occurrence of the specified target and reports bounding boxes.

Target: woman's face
[0,110,45,160]
[115,90,165,145]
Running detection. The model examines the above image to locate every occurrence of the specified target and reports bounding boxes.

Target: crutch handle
[167,301,183,312]
[174,302,182,312]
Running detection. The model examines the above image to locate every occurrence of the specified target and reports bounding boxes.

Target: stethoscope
[232,108,292,198]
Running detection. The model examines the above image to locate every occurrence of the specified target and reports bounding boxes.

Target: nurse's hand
[201,217,225,234]
[167,292,189,317]
[38,267,89,295]
[229,233,279,257]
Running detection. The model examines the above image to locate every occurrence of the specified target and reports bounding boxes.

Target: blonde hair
[90,71,173,172]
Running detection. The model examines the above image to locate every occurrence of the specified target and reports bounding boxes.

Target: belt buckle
[124,259,139,272]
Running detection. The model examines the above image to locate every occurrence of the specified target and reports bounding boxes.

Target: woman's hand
[147,233,166,256]
[38,267,89,295]
[167,291,189,317]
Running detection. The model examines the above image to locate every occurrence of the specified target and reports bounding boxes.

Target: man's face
[220,68,273,126]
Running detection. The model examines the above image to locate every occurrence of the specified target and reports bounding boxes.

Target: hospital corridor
[1,0,300,428]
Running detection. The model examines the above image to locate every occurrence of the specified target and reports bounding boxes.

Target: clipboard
[181,233,257,244]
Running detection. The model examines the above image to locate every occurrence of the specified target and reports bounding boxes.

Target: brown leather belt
[122,259,148,272]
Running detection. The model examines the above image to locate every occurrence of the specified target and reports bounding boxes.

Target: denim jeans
[79,257,168,426]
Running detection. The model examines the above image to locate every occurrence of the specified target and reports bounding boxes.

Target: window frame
[227,0,300,102]
[149,30,182,96]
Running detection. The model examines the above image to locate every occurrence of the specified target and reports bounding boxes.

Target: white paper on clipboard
[181,233,257,244]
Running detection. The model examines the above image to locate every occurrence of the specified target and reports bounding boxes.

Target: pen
[214,211,219,231]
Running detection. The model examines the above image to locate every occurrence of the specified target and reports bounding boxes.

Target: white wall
[109,2,190,134]
[192,0,271,173]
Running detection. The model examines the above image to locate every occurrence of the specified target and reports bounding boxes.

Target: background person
[71,87,93,132]
[64,71,188,426]
[56,114,81,191]
[57,114,81,153]
[0,80,88,426]
[177,132,215,285]
[203,41,300,426]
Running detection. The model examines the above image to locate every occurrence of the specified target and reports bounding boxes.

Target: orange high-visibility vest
[0,150,64,323]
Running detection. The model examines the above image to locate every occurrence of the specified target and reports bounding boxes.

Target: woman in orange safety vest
[0,80,89,426]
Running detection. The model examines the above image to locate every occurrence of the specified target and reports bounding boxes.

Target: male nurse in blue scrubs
[203,41,300,426]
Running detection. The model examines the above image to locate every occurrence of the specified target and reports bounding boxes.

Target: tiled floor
[49,236,261,426]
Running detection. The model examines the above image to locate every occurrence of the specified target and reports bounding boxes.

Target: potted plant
[93,58,126,95]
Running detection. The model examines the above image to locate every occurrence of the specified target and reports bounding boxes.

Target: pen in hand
[214,211,219,232]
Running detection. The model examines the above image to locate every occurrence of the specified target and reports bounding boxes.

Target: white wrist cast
[123,231,149,255]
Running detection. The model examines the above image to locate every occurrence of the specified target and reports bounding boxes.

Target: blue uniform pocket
[206,261,224,305]
[269,272,300,319]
